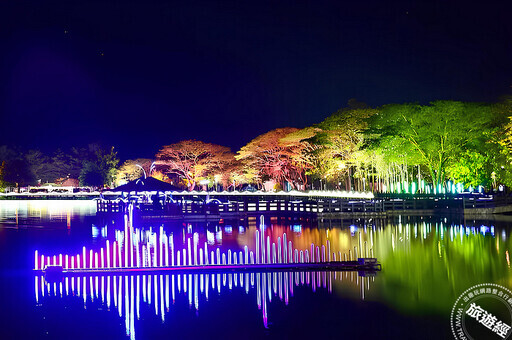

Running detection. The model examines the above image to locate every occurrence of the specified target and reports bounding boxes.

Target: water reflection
[35,268,371,339]
[19,200,512,338]
[35,213,376,276]
[34,211,378,339]
[35,215,512,317]
[0,200,96,227]
[367,217,512,314]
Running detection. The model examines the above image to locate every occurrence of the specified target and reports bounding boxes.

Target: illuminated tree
[207,159,245,190]
[483,97,512,188]
[236,128,314,189]
[445,151,489,188]
[305,106,377,189]
[279,127,318,188]
[369,101,497,187]
[155,140,234,191]
[116,158,154,185]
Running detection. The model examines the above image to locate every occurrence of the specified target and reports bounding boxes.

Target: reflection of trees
[374,223,511,314]
[234,219,512,315]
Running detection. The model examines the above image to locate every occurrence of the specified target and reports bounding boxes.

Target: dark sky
[1,0,512,160]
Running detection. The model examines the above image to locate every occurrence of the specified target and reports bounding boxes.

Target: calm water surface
[0,200,510,339]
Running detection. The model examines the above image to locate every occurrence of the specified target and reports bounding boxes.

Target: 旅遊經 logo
[451,283,512,339]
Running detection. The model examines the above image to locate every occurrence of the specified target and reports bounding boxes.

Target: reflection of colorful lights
[480,225,489,235]
[350,225,357,234]
[215,230,222,243]
[35,209,377,279]
[206,230,215,245]
[33,208,381,338]
[0,200,96,225]
[35,268,370,338]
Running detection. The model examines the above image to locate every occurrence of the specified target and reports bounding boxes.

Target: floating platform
[36,258,381,282]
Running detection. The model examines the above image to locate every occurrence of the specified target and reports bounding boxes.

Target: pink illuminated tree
[155,140,235,191]
[236,128,315,190]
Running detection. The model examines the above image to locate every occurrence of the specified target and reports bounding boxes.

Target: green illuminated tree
[445,128,511,190]
[369,101,498,187]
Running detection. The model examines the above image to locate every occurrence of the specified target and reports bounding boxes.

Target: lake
[0,200,510,339]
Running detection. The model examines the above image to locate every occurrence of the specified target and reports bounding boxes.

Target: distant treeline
[0,144,118,189]
[2,97,512,192]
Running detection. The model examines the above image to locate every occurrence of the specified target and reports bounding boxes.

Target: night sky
[1,0,511,160]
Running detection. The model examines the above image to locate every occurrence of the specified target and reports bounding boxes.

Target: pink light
[288,241,293,263]
[278,237,282,263]
[106,240,111,268]
[113,241,117,268]
[164,235,169,267]
[283,233,288,263]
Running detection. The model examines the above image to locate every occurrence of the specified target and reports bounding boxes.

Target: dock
[37,258,381,281]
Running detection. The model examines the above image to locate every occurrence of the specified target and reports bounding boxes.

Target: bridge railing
[97,194,508,216]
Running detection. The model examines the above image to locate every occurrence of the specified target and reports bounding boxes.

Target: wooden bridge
[96,192,511,219]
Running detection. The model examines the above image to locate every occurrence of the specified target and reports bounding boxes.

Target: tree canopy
[3,97,512,193]
[236,127,314,189]
[306,107,376,183]
[368,101,503,187]
[155,140,234,191]
[116,158,154,185]
[79,146,119,188]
